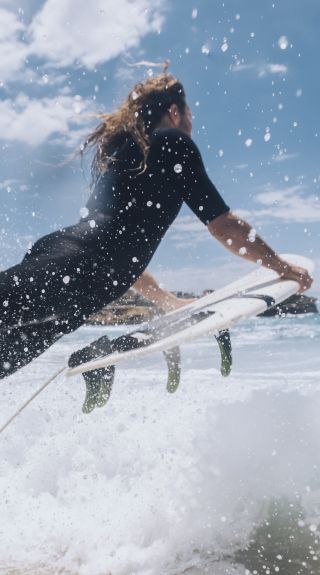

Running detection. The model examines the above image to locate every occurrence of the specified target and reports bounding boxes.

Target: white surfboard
[67,254,314,377]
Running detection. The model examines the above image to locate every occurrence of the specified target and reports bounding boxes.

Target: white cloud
[235,163,249,170]
[28,0,166,69]
[231,63,254,73]
[262,64,288,76]
[236,185,320,224]
[0,93,91,146]
[152,257,251,293]
[272,152,298,163]
[0,178,19,190]
[0,1,167,145]
[171,215,204,233]
[0,1,166,83]
[0,7,23,40]
[0,8,28,83]
[168,215,209,247]
[231,62,288,77]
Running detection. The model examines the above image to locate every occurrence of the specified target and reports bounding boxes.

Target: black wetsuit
[0,128,229,378]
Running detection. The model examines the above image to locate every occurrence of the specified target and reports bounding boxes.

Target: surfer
[0,72,313,393]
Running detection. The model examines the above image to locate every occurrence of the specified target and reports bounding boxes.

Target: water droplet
[63,276,70,284]
[245,138,253,147]
[201,44,210,55]
[73,95,83,114]
[79,207,89,218]
[278,35,289,50]
[174,164,183,173]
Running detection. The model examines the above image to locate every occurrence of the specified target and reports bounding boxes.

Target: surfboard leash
[0,366,66,436]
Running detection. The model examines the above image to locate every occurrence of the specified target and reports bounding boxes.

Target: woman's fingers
[280,264,313,293]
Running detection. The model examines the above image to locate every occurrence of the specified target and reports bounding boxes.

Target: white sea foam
[0,315,319,574]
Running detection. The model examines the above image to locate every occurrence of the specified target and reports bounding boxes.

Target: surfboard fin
[163,346,181,393]
[109,334,182,393]
[68,336,115,414]
[215,329,232,377]
[68,333,149,413]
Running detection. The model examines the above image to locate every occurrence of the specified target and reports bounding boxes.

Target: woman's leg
[0,315,82,379]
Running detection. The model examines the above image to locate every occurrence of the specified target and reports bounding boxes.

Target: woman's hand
[275,261,313,293]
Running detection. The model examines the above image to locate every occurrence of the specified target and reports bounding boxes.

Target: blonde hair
[82,73,186,184]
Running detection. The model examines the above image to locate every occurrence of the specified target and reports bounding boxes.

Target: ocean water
[0,314,320,575]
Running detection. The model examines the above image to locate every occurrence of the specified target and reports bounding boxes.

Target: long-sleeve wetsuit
[0,128,229,378]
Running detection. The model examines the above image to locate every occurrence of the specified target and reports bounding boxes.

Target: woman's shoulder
[150,128,201,166]
[151,127,194,146]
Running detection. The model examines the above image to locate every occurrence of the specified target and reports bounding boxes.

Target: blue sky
[0,0,319,294]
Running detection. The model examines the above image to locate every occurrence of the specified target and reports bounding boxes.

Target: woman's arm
[208,211,313,292]
[132,270,196,311]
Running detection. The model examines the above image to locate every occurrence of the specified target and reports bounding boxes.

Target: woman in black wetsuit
[0,73,312,409]
[0,74,229,380]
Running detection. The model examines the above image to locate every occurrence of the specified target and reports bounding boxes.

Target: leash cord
[0,366,66,435]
